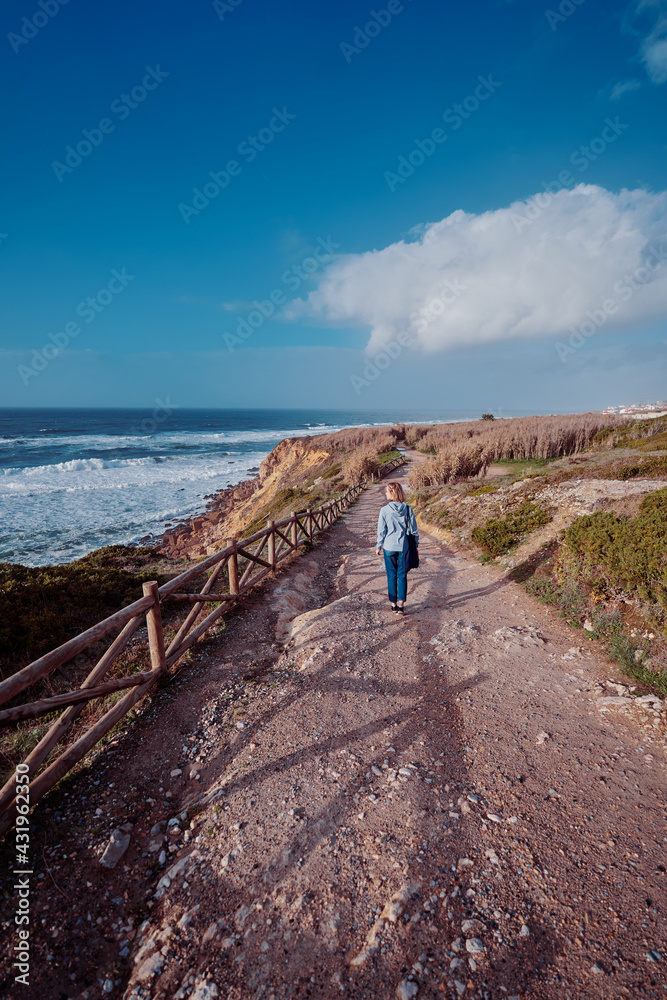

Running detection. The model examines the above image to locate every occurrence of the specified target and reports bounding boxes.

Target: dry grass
[341,448,381,485]
[305,415,626,490]
[406,412,624,458]
[410,445,490,489]
[407,414,625,488]
[312,426,402,454]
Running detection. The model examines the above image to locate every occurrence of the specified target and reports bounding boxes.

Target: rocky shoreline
[156,434,334,562]
[157,474,262,560]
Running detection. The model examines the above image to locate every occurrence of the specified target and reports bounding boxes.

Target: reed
[406,413,624,487]
[341,448,382,484]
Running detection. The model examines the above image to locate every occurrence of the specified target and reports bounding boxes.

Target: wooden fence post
[306,509,313,541]
[228,539,239,596]
[290,512,298,548]
[142,581,166,676]
[267,520,276,569]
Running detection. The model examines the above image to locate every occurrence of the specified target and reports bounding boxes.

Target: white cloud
[643,32,667,81]
[634,0,667,83]
[289,185,667,354]
[610,78,641,99]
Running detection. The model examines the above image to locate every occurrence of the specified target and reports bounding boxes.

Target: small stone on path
[191,981,219,1000]
[465,937,484,954]
[396,980,418,1000]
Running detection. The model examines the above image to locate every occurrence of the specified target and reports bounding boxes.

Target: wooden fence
[0,455,406,836]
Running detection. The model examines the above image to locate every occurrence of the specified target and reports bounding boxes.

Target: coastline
[156,434,337,561]
[155,472,262,559]
[1,408,463,568]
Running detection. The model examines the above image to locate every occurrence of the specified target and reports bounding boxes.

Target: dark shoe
[395,606,405,616]
[390,604,398,613]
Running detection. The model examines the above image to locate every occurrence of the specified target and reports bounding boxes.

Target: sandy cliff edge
[159,436,334,561]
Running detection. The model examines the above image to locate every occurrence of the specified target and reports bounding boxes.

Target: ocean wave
[0,457,260,565]
[0,423,357,452]
[0,451,266,496]
[1,456,168,477]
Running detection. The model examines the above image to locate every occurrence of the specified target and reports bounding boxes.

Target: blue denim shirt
[376,501,419,552]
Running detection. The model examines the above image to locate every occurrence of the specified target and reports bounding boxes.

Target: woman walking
[376,480,419,615]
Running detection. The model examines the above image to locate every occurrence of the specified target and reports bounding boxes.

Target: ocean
[0,407,473,567]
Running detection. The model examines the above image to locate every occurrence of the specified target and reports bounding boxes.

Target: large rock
[99,829,131,869]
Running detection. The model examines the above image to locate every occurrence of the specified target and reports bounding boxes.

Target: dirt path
[2,464,666,1000]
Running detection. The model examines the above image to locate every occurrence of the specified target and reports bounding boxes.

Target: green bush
[321,462,342,479]
[563,487,667,609]
[471,500,552,558]
[524,576,562,605]
[592,415,667,450]
[611,455,667,480]
[0,547,165,674]
[377,449,402,465]
[243,487,313,535]
[467,483,500,497]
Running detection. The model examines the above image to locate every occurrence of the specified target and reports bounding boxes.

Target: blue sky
[1,0,666,410]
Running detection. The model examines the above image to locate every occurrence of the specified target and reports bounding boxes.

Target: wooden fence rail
[0,454,406,836]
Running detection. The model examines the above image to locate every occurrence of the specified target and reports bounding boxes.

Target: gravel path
[3,465,666,1000]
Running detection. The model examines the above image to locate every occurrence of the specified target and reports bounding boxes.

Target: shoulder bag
[404,506,419,571]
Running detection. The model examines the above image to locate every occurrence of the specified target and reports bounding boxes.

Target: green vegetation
[435,512,464,530]
[243,486,315,536]
[635,430,667,451]
[493,456,552,468]
[320,462,342,479]
[471,500,553,558]
[377,449,402,464]
[525,574,667,697]
[481,413,495,421]
[605,633,667,697]
[525,575,588,625]
[406,414,667,697]
[243,453,375,534]
[467,483,500,497]
[592,415,667,451]
[492,457,554,477]
[0,546,166,674]
[563,487,667,611]
[604,455,667,480]
[516,494,667,696]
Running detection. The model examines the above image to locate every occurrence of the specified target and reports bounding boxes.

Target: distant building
[601,401,667,417]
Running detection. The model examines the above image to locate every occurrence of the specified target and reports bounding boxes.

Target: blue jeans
[383,548,408,603]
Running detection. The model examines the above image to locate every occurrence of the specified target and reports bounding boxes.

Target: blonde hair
[385,481,406,502]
